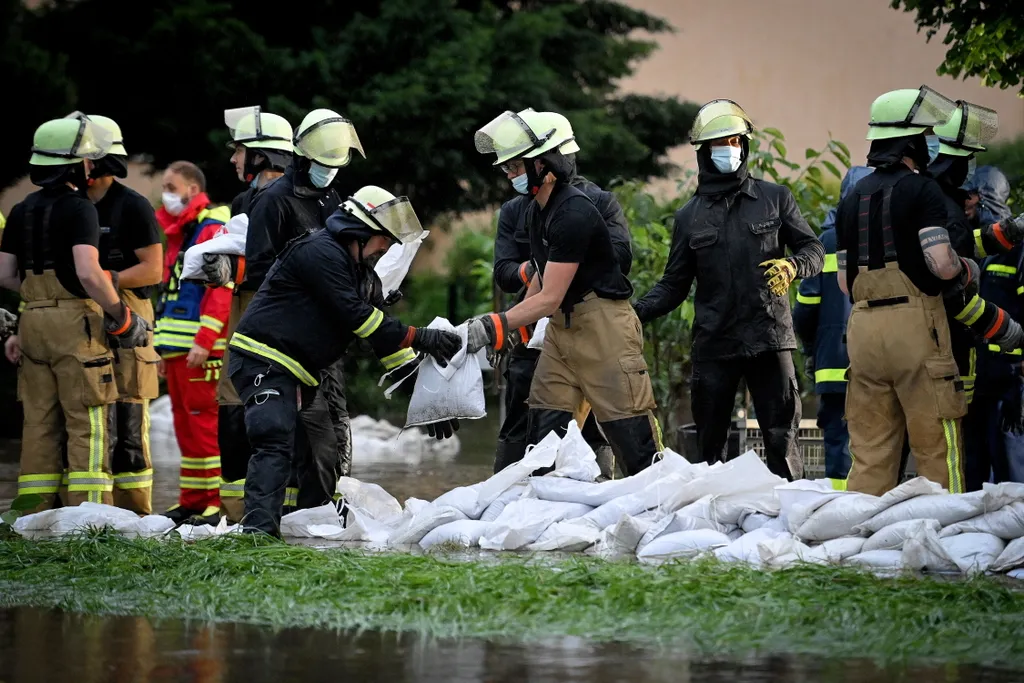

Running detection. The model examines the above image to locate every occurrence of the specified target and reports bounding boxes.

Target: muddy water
[0,607,1019,683]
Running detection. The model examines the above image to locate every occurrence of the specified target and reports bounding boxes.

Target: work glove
[382,289,403,307]
[760,259,797,297]
[410,327,462,367]
[105,303,151,349]
[201,253,234,287]
[989,315,1024,354]
[0,308,16,341]
[998,213,1024,244]
[804,355,815,382]
[466,312,508,354]
[425,419,460,440]
[943,257,981,303]
[1000,377,1024,435]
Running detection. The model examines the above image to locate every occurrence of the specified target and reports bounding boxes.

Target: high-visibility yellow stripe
[796,293,821,305]
[17,474,61,495]
[381,347,417,370]
[974,229,988,258]
[986,264,1017,275]
[354,308,384,338]
[213,339,227,351]
[943,418,963,494]
[142,399,151,464]
[156,320,202,333]
[829,478,847,491]
[179,476,221,490]
[113,469,154,490]
[988,344,1023,355]
[823,253,838,273]
[284,487,299,507]
[230,333,319,386]
[955,295,986,326]
[1017,286,1024,296]
[18,473,62,483]
[153,334,196,349]
[814,368,847,383]
[197,205,231,224]
[219,479,246,497]
[88,406,106,503]
[200,315,225,333]
[180,456,221,468]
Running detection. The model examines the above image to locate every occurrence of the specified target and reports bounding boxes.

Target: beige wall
[0,162,161,217]
[621,0,1024,178]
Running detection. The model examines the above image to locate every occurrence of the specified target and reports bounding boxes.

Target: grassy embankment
[0,531,1022,665]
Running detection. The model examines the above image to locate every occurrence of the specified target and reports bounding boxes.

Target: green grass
[0,531,1022,665]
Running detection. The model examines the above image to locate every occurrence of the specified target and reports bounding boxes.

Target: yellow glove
[760,259,796,297]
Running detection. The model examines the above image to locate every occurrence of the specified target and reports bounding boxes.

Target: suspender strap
[881,185,897,263]
[856,193,871,269]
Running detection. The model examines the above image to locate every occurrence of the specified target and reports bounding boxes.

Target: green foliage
[2,0,697,222]
[891,0,1024,94]
[2,532,1024,665]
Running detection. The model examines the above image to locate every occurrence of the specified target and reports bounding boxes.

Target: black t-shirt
[0,186,101,298]
[94,181,162,297]
[527,184,632,308]
[836,168,950,296]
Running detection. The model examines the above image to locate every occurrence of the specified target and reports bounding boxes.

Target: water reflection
[0,607,1018,683]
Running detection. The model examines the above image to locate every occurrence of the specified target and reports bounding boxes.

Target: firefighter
[242,108,364,514]
[73,114,164,514]
[0,116,150,511]
[794,166,874,490]
[468,110,660,477]
[489,109,631,477]
[229,186,461,536]
[154,161,231,525]
[836,87,1024,495]
[633,100,824,480]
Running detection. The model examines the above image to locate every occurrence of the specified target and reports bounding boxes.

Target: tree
[2,0,697,222]
[891,0,1024,94]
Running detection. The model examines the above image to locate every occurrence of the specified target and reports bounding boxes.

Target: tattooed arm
[919,227,963,281]
[836,250,848,296]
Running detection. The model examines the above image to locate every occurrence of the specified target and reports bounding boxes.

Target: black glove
[200,253,234,287]
[425,419,460,440]
[410,327,462,367]
[999,213,1024,243]
[1000,377,1024,435]
[804,355,815,381]
[466,313,507,353]
[0,308,17,341]
[944,257,981,300]
[104,304,151,349]
[382,289,403,307]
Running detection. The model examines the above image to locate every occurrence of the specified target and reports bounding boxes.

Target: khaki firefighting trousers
[217,290,253,522]
[16,271,119,511]
[845,264,967,495]
[111,290,160,514]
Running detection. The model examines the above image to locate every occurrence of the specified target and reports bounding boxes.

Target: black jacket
[242,166,342,292]
[635,176,824,360]
[493,176,631,297]
[232,211,412,385]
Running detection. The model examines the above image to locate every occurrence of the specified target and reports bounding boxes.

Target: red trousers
[164,356,221,510]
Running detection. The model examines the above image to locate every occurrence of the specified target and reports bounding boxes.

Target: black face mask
[696,137,749,196]
[929,154,970,191]
[89,155,128,180]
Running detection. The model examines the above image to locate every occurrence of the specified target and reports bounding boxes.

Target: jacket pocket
[689,228,719,250]
[619,355,656,412]
[748,216,781,234]
[76,354,119,407]
[749,216,782,255]
[925,357,967,419]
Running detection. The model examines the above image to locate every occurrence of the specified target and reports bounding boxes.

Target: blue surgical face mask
[308,162,338,188]
[511,173,530,195]
[250,175,260,189]
[710,145,743,174]
[926,134,940,164]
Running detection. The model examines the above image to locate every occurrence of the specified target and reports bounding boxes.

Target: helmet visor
[49,114,114,160]
[368,196,425,244]
[689,100,753,144]
[905,85,957,128]
[295,117,365,168]
[475,111,553,165]
[956,102,998,151]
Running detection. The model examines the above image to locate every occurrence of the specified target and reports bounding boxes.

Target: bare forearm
[115,262,162,289]
[505,293,559,329]
[79,270,123,317]
[920,227,962,280]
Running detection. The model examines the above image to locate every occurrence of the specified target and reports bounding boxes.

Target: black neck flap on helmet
[89,154,129,180]
[524,150,574,196]
[695,137,750,197]
[928,154,970,193]
[31,161,87,190]
[244,148,292,183]
[867,133,928,171]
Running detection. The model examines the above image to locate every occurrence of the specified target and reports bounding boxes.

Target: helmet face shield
[689,100,754,145]
[31,115,114,165]
[867,85,957,140]
[937,101,998,156]
[475,111,554,166]
[343,186,425,245]
[225,106,294,152]
[294,117,364,168]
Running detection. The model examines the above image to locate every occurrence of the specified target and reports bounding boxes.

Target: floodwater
[1,607,1021,683]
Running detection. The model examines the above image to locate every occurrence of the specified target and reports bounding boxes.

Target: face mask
[250,175,260,189]
[162,192,186,216]
[710,145,743,174]
[511,173,530,195]
[308,162,338,188]
[926,134,940,164]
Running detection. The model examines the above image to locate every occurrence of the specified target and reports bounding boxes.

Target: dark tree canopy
[1,0,697,222]
[892,0,1024,95]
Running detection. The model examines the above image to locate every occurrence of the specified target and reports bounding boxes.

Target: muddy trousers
[496,345,615,476]
[845,266,967,496]
[818,393,851,487]
[164,356,221,512]
[692,351,802,480]
[527,296,661,477]
[16,277,119,510]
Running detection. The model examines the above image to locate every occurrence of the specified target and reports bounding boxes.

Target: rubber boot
[493,441,527,474]
[599,415,659,476]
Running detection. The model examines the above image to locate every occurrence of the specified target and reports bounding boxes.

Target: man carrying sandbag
[465,111,660,477]
[228,186,461,536]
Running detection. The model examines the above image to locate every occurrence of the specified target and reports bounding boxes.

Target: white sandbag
[727,528,745,541]
[431,485,485,520]
[760,536,812,568]
[741,512,775,533]
[180,214,247,281]
[713,527,787,564]
[857,490,995,534]
[419,520,490,549]
[12,503,174,539]
[349,415,461,466]
[845,549,904,571]
[480,484,527,522]
[775,479,841,533]
[637,529,733,562]
[794,493,880,542]
[661,451,786,513]
[176,517,241,541]
[991,536,1024,573]
[471,433,560,516]
[479,499,592,550]
[525,521,601,552]
[405,318,485,427]
[636,509,728,553]
[579,471,689,530]
[388,505,468,546]
[403,497,430,517]
[984,480,1024,502]
[1009,568,1024,580]
[375,230,426,299]
[316,507,393,544]
[549,421,601,482]
[588,515,654,557]
[942,533,1005,575]
[335,477,402,522]
[863,519,941,552]
[940,501,1024,540]
[714,490,781,527]
[527,317,548,350]
[801,537,867,565]
[280,504,342,538]
[902,525,959,573]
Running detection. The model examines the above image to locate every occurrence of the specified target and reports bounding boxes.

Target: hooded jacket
[634,155,824,361]
[793,166,873,393]
[230,209,415,386]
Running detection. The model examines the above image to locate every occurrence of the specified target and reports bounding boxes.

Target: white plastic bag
[280,504,342,538]
[939,500,1024,540]
[857,490,994,533]
[375,230,426,299]
[528,317,549,349]
[12,503,174,539]
[181,214,247,281]
[176,517,240,540]
[863,519,941,552]
[419,520,490,549]
[549,421,601,482]
[525,521,601,552]
[637,529,733,562]
[479,499,592,550]
[388,505,468,546]
[335,477,403,522]
[405,318,485,427]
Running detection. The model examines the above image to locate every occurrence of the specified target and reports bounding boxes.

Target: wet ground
[1,606,1021,683]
